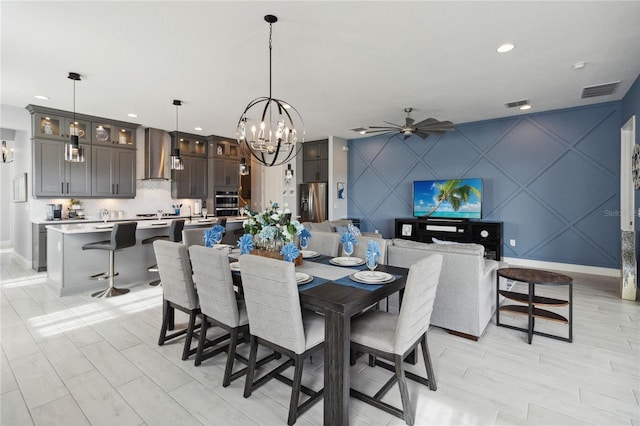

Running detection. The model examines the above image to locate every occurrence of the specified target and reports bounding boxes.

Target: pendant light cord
[268,21,273,100]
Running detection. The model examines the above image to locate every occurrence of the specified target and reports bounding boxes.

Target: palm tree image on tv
[414,179,482,218]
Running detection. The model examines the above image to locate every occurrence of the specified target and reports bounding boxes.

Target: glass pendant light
[239,157,250,176]
[170,100,184,170]
[65,72,85,162]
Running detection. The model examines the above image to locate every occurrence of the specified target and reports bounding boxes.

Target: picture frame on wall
[633,144,640,190]
[12,173,27,203]
[337,182,345,199]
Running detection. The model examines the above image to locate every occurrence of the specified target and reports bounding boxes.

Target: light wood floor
[1,249,638,425]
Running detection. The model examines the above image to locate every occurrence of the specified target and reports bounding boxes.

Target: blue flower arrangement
[204,224,226,248]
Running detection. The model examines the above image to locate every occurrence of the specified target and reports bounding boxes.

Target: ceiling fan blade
[414,131,431,139]
[413,117,440,128]
[383,121,403,128]
[364,129,395,134]
[416,122,455,132]
[405,117,415,128]
[369,126,400,130]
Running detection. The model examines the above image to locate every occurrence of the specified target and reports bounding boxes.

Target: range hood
[143,128,168,180]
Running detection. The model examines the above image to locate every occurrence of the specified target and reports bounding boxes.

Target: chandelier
[65,72,85,162]
[236,14,304,167]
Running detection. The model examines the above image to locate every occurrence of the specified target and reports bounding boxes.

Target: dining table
[229,251,409,426]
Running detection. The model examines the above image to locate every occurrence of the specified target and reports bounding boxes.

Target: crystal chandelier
[65,72,85,162]
[236,15,304,167]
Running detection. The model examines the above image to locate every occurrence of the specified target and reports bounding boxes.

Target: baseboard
[0,240,12,249]
[503,257,620,277]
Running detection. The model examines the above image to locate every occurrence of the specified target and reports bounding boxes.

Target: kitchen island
[45,218,244,296]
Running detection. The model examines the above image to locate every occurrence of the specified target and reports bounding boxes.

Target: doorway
[620,115,636,300]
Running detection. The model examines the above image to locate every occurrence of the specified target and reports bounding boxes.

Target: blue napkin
[237,234,254,254]
[366,240,381,263]
[340,232,358,246]
[280,243,300,262]
[299,228,312,246]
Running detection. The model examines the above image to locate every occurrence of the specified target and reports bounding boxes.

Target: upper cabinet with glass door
[33,112,91,144]
[207,135,239,159]
[92,123,136,149]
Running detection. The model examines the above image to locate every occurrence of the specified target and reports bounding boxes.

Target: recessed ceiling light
[194,127,203,131]
[34,95,49,100]
[127,113,138,118]
[573,61,586,70]
[283,103,291,109]
[519,104,531,110]
[497,43,515,53]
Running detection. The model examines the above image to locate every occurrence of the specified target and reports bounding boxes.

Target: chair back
[394,254,442,355]
[216,218,228,229]
[306,232,340,257]
[189,245,240,328]
[347,236,388,265]
[239,255,306,354]
[153,240,199,309]
[182,228,205,248]
[112,221,137,250]
[169,219,186,242]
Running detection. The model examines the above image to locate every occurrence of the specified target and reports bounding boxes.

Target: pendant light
[64,72,85,162]
[170,99,184,170]
[236,14,304,167]
[239,157,250,176]
[284,163,293,181]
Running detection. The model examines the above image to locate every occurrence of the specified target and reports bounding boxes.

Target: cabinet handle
[61,182,64,194]
[116,184,119,194]
[112,184,115,194]
[66,182,69,193]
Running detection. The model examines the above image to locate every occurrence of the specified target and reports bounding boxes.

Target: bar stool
[141,219,185,286]
[82,221,137,298]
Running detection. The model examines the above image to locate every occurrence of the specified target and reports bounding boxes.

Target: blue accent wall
[348,102,622,268]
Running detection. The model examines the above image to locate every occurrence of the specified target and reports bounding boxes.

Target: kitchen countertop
[33,215,247,225]
[45,219,229,234]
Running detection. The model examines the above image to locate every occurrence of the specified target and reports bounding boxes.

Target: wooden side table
[496,267,573,344]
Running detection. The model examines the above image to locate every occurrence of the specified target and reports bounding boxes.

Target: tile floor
[1,249,638,425]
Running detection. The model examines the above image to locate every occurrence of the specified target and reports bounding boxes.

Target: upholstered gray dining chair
[239,254,325,425]
[349,253,443,425]
[188,246,278,386]
[182,228,205,248]
[142,219,185,286]
[153,240,200,360]
[346,235,388,264]
[305,231,340,257]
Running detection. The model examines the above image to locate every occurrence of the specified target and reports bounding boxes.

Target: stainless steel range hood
[143,128,168,179]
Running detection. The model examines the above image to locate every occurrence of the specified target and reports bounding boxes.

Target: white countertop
[45,218,243,234]
[34,216,246,225]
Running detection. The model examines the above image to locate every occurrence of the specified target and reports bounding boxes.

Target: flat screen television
[413,178,482,219]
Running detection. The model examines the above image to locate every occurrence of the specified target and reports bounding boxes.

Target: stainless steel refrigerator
[299,182,328,223]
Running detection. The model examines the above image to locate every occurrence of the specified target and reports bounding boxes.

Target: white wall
[328,135,348,220]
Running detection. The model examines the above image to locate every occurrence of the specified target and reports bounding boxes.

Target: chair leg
[421,334,437,391]
[181,310,198,361]
[158,299,171,346]
[394,354,414,426]
[194,316,210,366]
[243,335,259,398]
[287,356,304,425]
[223,328,239,387]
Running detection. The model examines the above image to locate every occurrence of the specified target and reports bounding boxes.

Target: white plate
[329,256,365,266]
[151,221,168,226]
[300,250,319,259]
[229,262,240,272]
[350,271,395,285]
[94,224,113,229]
[296,273,313,285]
[353,271,392,282]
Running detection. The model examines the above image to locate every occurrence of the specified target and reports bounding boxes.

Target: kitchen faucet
[188,205,192,221]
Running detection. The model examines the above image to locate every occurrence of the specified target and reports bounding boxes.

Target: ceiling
[2,1,640,141]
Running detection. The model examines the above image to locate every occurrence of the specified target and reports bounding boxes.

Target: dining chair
[153,240,200,360]
[349,253,443,425]
[239,254,325,425]
[142,219,185,286]
[188,246,279,385]
[305,231,340,257]
[182,228,205,248]
[346,235,388,264]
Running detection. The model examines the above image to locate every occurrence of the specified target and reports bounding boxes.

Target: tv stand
[394,217,503,260]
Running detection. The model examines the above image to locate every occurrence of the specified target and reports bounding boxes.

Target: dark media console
[394,217,503,261]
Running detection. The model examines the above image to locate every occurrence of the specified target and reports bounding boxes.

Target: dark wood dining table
[297,261,409,426]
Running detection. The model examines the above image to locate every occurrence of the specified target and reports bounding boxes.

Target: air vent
[505,99,529,109]
[581,81,619,98]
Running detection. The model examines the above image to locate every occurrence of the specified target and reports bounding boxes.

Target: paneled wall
[348,102,622,268]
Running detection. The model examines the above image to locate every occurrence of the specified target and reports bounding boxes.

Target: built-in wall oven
[215,190,239,216]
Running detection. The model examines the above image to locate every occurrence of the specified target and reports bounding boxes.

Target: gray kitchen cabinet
[214,158,240,188]
[32,223,47,271]
[172,156,207,199]
[32,112,92,144]
[208,135,240,159]
[33,139,92,197]
[91,146,136,198]
[92,122,136,148]
[302,139,328,182]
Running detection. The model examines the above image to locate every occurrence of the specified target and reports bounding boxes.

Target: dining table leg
[324,310,350,426]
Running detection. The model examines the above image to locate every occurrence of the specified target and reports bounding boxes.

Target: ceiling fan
[358,107,455,140]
